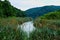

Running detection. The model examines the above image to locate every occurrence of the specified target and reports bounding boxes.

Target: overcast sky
[9,0,60,11]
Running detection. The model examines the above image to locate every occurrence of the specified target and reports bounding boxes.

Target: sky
[8,0,60,11]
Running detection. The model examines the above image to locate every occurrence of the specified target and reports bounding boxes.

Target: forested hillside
[26,6,60,18]
[0,0,26,17]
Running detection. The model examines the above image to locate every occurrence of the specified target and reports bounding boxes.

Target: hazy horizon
[8,0,60,11]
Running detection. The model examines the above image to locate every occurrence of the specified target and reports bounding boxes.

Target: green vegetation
[0,24,28,40]
[33,10,60,40]
[0,0,60,40]
[0,0,26,18]
[0,17,32,40]
[40,10,60,19]
[0,17,32,27]
[34,19,60,30]
[0,0,32,40]
[34,10,60,29]
[29,27,60,40]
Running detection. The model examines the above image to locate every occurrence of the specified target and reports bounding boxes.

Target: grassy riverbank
[0,26,28,40]
[33,19,60,40]
[32,10,60,40]
[0,17,32,27]
[34,19,60,30]
[0,17,32,40]
[29,27,60,40]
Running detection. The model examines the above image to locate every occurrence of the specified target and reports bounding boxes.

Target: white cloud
[9,0,60,11]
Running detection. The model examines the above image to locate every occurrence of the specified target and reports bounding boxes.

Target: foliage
[0,0,26,18]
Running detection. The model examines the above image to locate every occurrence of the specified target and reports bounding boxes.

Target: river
[17,21,36,37]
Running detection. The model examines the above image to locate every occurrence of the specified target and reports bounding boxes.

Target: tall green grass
[0,24,28,40]
[33,17,60,40]
[0,17,60,40]
[29,27,60,40]
[0,17,32,29]
[34,19,60,30]
[0,17,32,40]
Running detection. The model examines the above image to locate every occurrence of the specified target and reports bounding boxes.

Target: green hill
[26,6,60,18]
[40,10,60,19]
[0,0,26,18]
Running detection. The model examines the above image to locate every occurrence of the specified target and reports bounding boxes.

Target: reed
[29,27,60,40]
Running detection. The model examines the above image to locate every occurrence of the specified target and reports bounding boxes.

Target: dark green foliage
[0,0,26,18]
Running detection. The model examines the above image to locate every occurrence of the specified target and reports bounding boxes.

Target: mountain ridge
[25,5,60,18]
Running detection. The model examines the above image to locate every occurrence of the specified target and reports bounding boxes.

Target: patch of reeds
[34,19,60,30]
[29,27,60,40]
